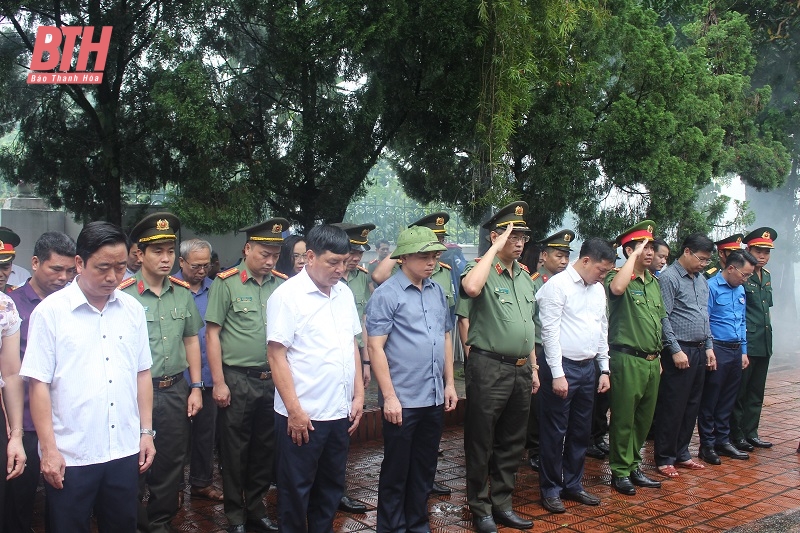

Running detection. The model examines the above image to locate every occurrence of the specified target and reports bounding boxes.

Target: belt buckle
[645,354,657,361]
[515,358,526,367]
[259,371,271,380]
[159,376,173,388]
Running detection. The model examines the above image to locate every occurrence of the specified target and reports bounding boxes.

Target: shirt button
[161,316,164,320]
[111,425,115,428]
[103,335,106,338]
[110,403,113,406]
[163,336,167,340]
[109,380,112,383]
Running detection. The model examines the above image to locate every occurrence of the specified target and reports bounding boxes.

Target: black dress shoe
[561,490,600,506]
[245,517,279,532]
[528,455,540,472]
[585,444,606,460]
[227,526,246,533]
[431,481,451,495]
[698,445,721,465]
[716,443,749,459]
[541,496,566,514]
[611,476,636,495]
[472,515,498,533]
[492,510,533,529]
[338,495,367,513]
[747,437,773,448]
[733,439,755,452]
[630,469,661,488]
[595,439,610,455]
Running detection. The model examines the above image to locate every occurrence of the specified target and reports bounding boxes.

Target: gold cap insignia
[156,219,169,231]
[647,225,654,233]
[514,205,524,216]
[436,217,445,226]
[564,234,572,242]
[762,231,770,239]
[0,241,4,249]
[736,237,742,243]
[272,224,283,234]
[361,229,370,237]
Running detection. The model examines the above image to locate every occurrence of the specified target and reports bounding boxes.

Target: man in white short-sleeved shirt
[267,224,364,533]
[20,222,155,533]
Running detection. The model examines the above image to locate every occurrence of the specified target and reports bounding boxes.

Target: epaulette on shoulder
[217,267,239,280]
[169,276,190,289]
[271,269,289,280]
[530,272,540,281]
[357,265,369,274]
[118,277,136,290]
[519,263,530,273]
[369,258,378,264]
[705,267,718,276]
[6,285,18,292]
[762,267,770,274]
[438,261,451,270]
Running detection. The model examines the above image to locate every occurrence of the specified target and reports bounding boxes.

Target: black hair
[652,237,670,254]
[519,242,542,272]
[680,233,714,255]
[306,225,350,256]
[377,239,390,248]
[275,235,306,277]
[211,251,219,261]
[579,237,617,263]
[76,222,130,263]
[137,240,175,255]
[33,232,76,263]
[727,250,758,269]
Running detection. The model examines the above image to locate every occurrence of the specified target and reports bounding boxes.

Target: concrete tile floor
[31,357,800,532]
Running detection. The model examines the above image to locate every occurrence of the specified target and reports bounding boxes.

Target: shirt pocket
[232,301,262,332]
[765,285,773,307]
[144,312,159,344]
[493,288,517,322]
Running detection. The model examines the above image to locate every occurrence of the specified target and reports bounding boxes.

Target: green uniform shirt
[205,265,285,368]
[392,261,455,310]
[342,266,371,348]
[121,273,202,377]
[455,258,536,357]
[531,266,555,345]
[744,267,773,358]
[605,269,665,354]
[703,262,722,279]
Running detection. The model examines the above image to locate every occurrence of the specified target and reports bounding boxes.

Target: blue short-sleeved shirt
[707,272,747,353]
[366,268,452,408]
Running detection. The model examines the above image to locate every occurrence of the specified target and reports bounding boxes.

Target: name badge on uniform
[235,296,254,302]
[143,306,149,312]
[631,290,644,296]
[495,287,509,294]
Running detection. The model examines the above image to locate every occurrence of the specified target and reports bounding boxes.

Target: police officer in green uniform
[205,218,289,533]
[604,221,665,495]
[731,227,777,452]
[525,229,574,472]
[118,212,204,533]
[704,234,745,279]
[0,227,21,293]
[456,202,538,533]
[330,222,375,514]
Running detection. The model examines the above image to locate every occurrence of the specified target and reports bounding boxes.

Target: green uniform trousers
[608,351,660,478]
[138,379,190,533]
[218,367,276,525]
[464,353,531,517]
[731,355,770,442]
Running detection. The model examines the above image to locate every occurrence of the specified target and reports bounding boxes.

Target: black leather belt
[677,340,706,349]
[153,372,184,389]
[224,364,272,380]
[713,340,741,350]
[471,347,528,367]
[610,344,660,361]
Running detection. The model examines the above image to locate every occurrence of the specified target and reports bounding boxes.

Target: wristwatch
[190,381,205,390]
[600,370,611,376]
[140,428,156,438]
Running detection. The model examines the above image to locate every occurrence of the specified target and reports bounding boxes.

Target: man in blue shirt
[175,239,223,502]
[697,250,757,465]
[366,226,458,533]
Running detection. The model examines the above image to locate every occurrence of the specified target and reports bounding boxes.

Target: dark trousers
[218,367,275,525]
[464,352,531,517]
[538,356,596,498]
[377,406,443,533]
[525,345,543,456]
[139,380,190,533]
[731,355,771,441]
[698,343,743,447]
[4,431,41,533]
[591,358,610,444]
[654,344,705,465]
[46,454,139,533]
[189,388,218,487]
[275,414,349,533]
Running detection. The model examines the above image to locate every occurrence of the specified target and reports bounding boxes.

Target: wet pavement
[30,355,800,532]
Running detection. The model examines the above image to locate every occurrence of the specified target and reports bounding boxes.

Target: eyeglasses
[732,265,752,279]
[691,251,712,265]
[507,235,531,244]
[187,263,211,271]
